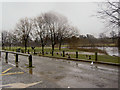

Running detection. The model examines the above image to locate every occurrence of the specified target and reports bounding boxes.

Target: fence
[0,50,32,68]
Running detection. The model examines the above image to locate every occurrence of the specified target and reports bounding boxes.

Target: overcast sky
[0,2,111,37]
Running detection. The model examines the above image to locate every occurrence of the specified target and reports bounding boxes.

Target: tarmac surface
[1,52,119,88]
[1,61,60,88]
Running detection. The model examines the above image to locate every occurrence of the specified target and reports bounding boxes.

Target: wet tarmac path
[1,53,119,88]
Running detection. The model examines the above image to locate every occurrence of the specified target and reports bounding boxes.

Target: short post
[15,54,18,67]
[76,51,78,58]
[29,55,32,67]
[0,51,1,58]
[5,52,8,63]
[52,51,54,56]
[88,56,91,60]
[28,49,29,54]
[34,50,35,55]
[95,52,97,62]
[63,51,65,57]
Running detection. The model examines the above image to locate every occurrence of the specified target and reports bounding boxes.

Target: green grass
[4,46,119,64]
[66,54,119,64]
[38,53,119,64]
[4,46,78,52]
[4,46,108,54]
[97,55,119,64]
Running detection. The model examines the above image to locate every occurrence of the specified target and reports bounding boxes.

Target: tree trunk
[59,38,63,51]
[52,44,54,56]
[118,36,120,58]
[42,45,44,55]
[25,41,27,53]
[2,43,4,50]
[59,42,61,50]
[9,44,11,50]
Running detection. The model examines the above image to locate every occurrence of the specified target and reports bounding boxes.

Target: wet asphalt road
[1,53,119,88]
[0,58,2,90]
[1,60,60,88]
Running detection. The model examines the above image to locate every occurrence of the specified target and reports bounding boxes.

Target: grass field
[40,53,119,64]
[4,46,119,64]
[4,46,80,52]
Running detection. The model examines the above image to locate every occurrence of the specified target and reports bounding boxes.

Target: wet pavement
[1,53,119,88]
[1,55,60,88]
[0,58,2,90]
[1,61,61,88]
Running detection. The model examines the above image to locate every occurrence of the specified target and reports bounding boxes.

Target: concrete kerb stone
[38,54,120,66]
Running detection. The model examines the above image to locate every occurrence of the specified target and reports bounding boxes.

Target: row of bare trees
[2,12,79,55]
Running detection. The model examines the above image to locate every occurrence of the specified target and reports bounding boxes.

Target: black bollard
[28,50,29,54]
[29,55,32,67]
[68,55,70,58]
[89,56,91,60]
[63,51,65,57]
[5,52,8,63]
[76,51,78,58]
[95,52,98,62]
[34,50,36,55]
[52,51,54,56]
[15,54,18,67]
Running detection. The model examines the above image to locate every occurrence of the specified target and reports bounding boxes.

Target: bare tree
[57,24,68,50]
[33,14,48,55]
[97,1,120,28]
[66,25,80,47]
[97,1,120,49]
[99,33,108,49]
[6,31,15,50]
[43,12,60,56]
[2,30,8,49]
[110,30,117,43]
[86,34,96,48]
[56,14,69,50]
[15,17,33,53]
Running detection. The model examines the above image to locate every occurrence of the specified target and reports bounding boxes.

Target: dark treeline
[2,12,118,55]
[2,12,79,55]
[2,30,118,49]
[68,33,118,48]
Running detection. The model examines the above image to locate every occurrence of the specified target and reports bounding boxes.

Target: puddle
[54,76,65,80]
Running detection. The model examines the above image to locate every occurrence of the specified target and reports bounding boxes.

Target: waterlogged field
[4,46,119,64]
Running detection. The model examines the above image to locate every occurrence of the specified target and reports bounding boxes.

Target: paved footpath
[1,59,60,88]
[1,53,119,88]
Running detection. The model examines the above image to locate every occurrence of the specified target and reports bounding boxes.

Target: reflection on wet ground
[1,53,119,88]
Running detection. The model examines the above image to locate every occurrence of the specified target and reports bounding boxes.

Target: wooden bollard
[29,55,32,67]
[95,52,98,62]
[63,51,65,57]
[5,52,8,63]
[76,51,78,58]
[15,54,18,67]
